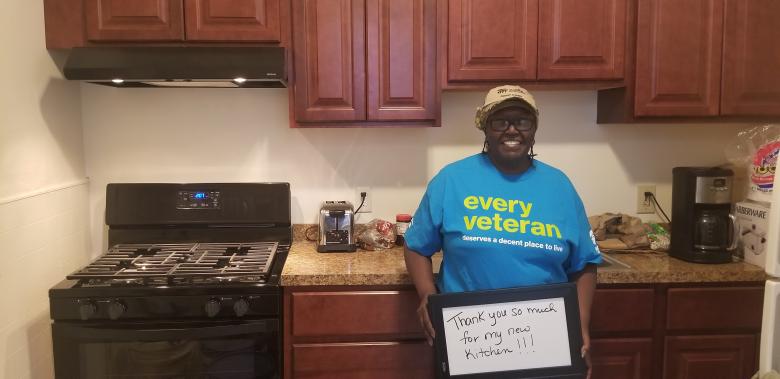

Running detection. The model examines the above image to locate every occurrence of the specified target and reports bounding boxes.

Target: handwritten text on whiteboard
[441,297,572,376]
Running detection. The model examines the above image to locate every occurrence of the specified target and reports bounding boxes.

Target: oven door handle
[57,320,277,341]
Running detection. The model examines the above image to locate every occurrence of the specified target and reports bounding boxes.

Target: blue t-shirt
[405,154,602,293]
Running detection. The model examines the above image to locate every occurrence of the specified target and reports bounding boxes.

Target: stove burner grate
[67,242,278,282]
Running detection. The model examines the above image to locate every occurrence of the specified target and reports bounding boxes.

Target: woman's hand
[581,343,592,379]
[572,264,597,379]
[417,296,436,346]
[404,246,438,346]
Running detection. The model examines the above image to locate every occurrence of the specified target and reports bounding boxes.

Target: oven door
[52,319,279,379]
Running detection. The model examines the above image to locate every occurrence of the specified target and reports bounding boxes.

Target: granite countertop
[281,241,440,286]
[282,226,767,286]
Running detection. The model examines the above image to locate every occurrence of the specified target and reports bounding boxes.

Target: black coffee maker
[670,167,739,263]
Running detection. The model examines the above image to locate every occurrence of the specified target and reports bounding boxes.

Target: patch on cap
[475,85,539,130]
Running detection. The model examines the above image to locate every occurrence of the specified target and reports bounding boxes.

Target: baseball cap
[474,85,539,130]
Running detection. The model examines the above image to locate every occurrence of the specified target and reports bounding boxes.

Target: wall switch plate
[356,187,372,213]
[636,184,656,214]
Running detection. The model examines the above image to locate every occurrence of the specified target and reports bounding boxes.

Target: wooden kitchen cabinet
[284,284,763,378]
[447,0,538,82]
[444,0,628,86]
[291,0,438,126]
[616,0,780,120]
[85,0,185,42]
[590,338,653,379]
[633,0,724,116]
[289,290,422,337]
[590,288,655,334]
[88,0,282,42]
[587,285,763,379]
[665,287,764,331]
[283,287,434,379]
[291,0,366,122]
[538,0,627,80]
[292,342,434,378]
[661,286,763,379]
[184,0,282,42]
[45,0,284,48]
[589,288,655,379]
[663,335,757,379]
[720,0,780,116]
[366,0,437,122]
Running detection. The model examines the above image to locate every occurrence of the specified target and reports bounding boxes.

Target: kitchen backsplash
[81,86,751,253]
[0,183,91,378]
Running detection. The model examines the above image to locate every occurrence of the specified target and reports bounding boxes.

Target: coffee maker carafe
[670,167,739,263]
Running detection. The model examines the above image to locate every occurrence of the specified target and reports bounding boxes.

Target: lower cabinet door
[590,338,653,379]
[292,341,434,379]
[664,335,757,379]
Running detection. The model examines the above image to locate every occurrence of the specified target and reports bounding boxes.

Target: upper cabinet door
[366,0,437,121]
[448,0,538,82]
[538,0,626,80]
[184,0,281,42]
[634,0,724,116]
[292,0,366,122]
[721,0,780,116]
[85,0,184,41]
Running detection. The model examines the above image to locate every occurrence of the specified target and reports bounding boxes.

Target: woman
[403,85,602,376]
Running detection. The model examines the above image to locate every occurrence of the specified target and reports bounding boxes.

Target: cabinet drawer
[292,342,434,378]
[666,287,764,331]
[291,291,422,337]
[591,289,654,333]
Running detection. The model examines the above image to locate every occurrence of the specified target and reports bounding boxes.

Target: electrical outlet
[636,184,656,214]
[356,187,372,213]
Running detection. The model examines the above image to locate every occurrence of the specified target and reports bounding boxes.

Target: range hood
[63,46,286,88]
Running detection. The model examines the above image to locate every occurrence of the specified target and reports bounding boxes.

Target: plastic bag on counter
[724,124,780,203]
[356,218,396,251]
[646,223,670,251]
[588,213,650,250]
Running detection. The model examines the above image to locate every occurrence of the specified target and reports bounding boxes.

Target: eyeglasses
[487,118,536,132]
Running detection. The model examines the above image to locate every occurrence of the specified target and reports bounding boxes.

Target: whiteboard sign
[428,283,586,378]
[441,297,571,375]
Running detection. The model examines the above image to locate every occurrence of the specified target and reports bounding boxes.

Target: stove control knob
[233,298,250,317]
[78,300,97,320]
[108,300,127,320]
[205,298,222,318]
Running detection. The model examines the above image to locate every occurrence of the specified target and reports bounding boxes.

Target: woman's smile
[500,139,525,149]
[496,137,529,157]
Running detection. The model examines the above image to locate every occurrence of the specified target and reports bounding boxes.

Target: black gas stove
[49,183,291,379]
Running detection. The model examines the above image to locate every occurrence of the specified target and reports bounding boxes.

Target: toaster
[317,201,357,252]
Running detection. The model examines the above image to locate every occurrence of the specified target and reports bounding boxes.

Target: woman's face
[484,106,537,170]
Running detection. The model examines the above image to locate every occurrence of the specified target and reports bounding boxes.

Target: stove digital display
[177,190,221,209]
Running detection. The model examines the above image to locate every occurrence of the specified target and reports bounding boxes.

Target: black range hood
[63,46,286,88]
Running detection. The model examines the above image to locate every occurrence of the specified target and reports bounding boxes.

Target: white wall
[0,12,84,199]
[82,86,751,253]
[0,0,89,378]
